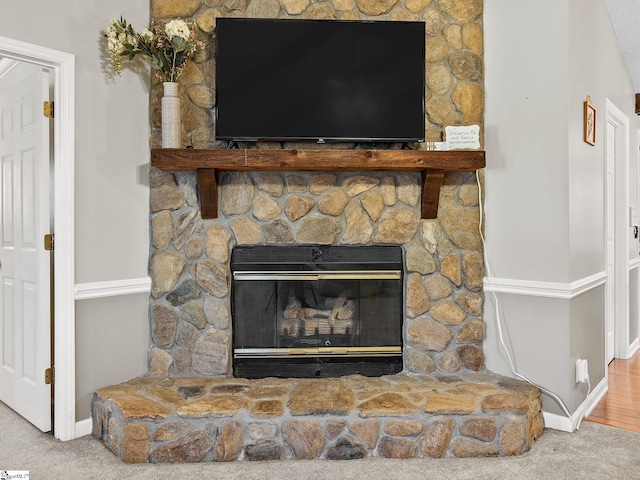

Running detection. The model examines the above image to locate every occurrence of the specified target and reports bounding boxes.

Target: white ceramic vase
[161,82,181,148]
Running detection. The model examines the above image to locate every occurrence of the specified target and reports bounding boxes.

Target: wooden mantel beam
[421,170,445,219]
[151,149,486,219]
[196,168,218,220]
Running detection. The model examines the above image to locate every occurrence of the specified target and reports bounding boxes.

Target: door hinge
[44,233,54,251]
[43,101,54,118]
[45,366,54,385]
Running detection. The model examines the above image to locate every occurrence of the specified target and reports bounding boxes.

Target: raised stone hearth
[92,373,544,463]
[91,167,544,462]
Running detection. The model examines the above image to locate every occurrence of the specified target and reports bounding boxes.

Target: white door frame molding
[0,35,76,441]
[605,98,631,361]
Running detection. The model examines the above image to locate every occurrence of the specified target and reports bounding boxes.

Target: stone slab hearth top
[95,372,540,420]
[92,372,545,462]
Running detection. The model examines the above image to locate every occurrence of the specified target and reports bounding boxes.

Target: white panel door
[0,62,51,431]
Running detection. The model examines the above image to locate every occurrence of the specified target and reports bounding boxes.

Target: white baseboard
[543,376,608,432]
[75,418,93,438]
[74,277,151,300]
[543,410,575,432]
[627,338,640,359]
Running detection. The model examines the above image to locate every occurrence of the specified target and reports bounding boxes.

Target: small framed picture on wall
[584,96,596,146]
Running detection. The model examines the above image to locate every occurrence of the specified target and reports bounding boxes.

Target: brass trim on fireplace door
[233,270,402,281]
[234,346,402,358]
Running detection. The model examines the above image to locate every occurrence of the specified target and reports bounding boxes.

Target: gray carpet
[1,402,639,480]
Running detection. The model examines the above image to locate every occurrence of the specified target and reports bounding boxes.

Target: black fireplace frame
[230,245,404,379]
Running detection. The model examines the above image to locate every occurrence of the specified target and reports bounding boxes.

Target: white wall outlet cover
[576,359,589,383]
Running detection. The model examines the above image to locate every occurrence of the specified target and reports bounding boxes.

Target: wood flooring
[585,352,640,433]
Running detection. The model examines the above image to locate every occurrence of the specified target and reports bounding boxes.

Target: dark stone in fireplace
[327,437,368,460]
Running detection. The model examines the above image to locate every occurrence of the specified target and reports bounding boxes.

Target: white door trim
[605,117,616,364]
[605,98,631,361]
[0,35,76,441]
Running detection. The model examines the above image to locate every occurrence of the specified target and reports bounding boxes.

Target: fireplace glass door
[231,246,403,378]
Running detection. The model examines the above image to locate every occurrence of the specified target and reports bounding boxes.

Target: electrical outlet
[576,359,589,383]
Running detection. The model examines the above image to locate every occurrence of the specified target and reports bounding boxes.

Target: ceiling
[605,0,640,92]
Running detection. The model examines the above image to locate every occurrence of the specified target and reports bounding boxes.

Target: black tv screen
[215,18,426,143]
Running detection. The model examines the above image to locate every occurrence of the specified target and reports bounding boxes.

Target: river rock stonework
[148,169,484,377]
[93,373,544,462]
[92,0,547,464]
[149,0,484,148]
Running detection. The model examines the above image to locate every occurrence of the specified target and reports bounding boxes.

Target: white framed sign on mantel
[445,124,481,150]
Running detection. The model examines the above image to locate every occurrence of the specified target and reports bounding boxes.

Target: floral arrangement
[105,16,204,83]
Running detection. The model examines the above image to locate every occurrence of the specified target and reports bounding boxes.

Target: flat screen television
[215,18,426,143]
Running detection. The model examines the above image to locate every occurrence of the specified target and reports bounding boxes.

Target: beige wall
[0,0,151,283]
[0,0,151,422]
[75,293,149,418]
[484,0,640,419]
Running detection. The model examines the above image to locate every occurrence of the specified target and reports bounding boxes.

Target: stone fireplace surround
[92,165,544,462]
[91,0,544,464]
